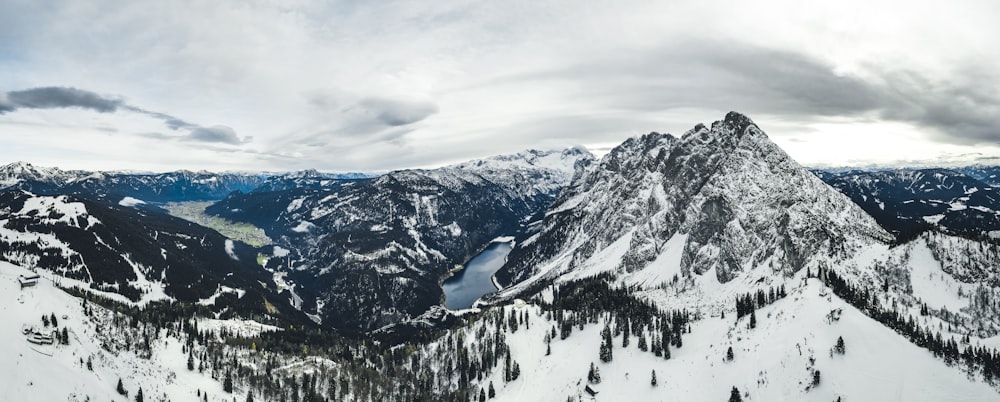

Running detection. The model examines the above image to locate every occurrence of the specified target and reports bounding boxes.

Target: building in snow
[18,273,40,289]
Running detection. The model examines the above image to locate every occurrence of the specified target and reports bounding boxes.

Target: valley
[162,201,272,248]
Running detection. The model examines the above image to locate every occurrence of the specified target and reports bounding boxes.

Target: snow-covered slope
[442,280,998,402]
[0,260,289,402]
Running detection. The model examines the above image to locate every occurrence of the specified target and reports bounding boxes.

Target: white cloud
[0,0,998,171]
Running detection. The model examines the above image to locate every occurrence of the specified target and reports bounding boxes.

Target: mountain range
[2,113,1000,401]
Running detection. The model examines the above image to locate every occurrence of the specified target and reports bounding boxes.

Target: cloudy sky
[1,0,998,172]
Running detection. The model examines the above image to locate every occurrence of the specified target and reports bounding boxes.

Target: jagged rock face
[818,168,1000,237]
[497,112,892,290]
[207,148,594,332]
[0,189,303,320]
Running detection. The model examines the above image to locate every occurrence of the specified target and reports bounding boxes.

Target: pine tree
[588,362,596,383]
[488,381,495,398]
[51,313,58,327]
[117,378,127,395]
[622,320,631,348]
[246,390,254,402]
[834,336,846,355]
[86,357,93,371]
[61,327,69,345]
[188,350,195,370]
[546,342,551,356]
[135,387,144,402]
[726,346,734,362]
[638,333,648,352]
[592,364,601,384]
[650,370,657,386]
[504,352,512,382]
[479,388,486,402]
[729,386,742,402]
[224,370,234,393]
[812,370,821,387]
[749,310,757,329]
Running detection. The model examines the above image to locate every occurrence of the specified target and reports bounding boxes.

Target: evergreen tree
[726,346,734,362]
[729,386,742,402]
[812,370,821,387]
[51,313,58,327]
[488,381,495,398]
[834,336,846,355]
[622,320,631,348]
[135,387,143,402]
[504,353,512,382]
[638,333,648,352]
[247,390,254,402]
[588,362,596,384]
[224,370,234,393]
[749,310,757,329]
[61,327,69,345]
[546,342,551,356]
[650,370,657,387]
[188,350,195,371]
[86,357,93,371]
[117,378,127,395]
[479,388,486,402]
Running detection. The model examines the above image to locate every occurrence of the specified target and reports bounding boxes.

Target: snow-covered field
[462,280,998,402]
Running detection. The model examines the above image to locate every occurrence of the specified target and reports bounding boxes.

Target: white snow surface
[452,281,998,401]
[291,220,316,233]
[118,196,146,207]
[224,239,239,261]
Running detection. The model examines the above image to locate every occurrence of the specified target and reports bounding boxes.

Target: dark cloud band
[0,86,249,145]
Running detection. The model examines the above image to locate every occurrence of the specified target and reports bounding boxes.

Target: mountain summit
[494,112,891,308]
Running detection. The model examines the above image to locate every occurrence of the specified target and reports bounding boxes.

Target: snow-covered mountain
[0,161,80,188]
[816,168,1000,237]
[471,112,1000,399]
[957,165,1000,186]
[0,162,270,203]
[206,148,594,332]
[0,188,305,322]
[495,112,890,301]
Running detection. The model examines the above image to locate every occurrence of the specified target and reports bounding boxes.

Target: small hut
[18,274,40,289]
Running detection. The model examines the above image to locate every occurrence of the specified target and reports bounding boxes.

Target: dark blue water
[442,241,513,310]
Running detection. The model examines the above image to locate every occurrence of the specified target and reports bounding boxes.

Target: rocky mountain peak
[494,112,891,307]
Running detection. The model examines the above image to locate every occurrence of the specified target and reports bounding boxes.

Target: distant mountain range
[813,168,1000,239]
